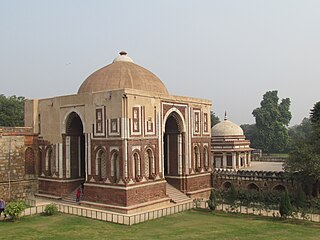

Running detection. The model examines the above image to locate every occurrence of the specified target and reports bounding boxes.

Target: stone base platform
[80,197,172,214]
[24,196,194,225]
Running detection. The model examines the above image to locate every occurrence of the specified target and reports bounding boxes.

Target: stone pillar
[211,152,214,169]
[248,152,251,167]
[178,133,182,174]
[244,152,247,167]
[166,134,170,175]
[59,143,63,178]
[66,136,71,178]
[78,136,81,177]
[232,152,236,169]
[222,152,227,168]
[237,153,241,168]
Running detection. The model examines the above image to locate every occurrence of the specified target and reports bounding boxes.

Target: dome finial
[224,111,227,121]
[119,51,127,56]
[113,51,134,63]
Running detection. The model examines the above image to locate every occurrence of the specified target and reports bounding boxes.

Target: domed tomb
[211,113,252,169]
[211,116,244,137]
[78,51,169,95]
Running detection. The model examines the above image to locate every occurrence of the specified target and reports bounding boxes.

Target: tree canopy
[285,101,320,197]
[0,94,25,127]
[252,90,291,153]
[211,111,220,128]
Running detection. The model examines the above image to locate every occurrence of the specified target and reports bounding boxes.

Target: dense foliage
[210,111,220,128]
[4,200,27,221]
[211,187,320,215]
[208,189,218,211]
[285,101,320,197]
[279,190,292,219]
[241,91,291,154]
[252,90,291,153]
[0,94,25,127]
[43,204,58,216]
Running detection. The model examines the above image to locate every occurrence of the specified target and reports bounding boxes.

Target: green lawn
[0,210,319,240]
[263,153,289,158]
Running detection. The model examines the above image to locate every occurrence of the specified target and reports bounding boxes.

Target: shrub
[4,200,27,221]
[43,204,58,216]
[208,189,218,212]
[225,185,238,206]
[279,190,292,219]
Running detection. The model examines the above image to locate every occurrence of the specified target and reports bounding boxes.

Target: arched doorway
[163,113,184,177]
[65,112,85,179]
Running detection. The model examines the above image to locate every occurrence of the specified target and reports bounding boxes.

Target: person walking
[80,183,84,196]
[0,199,6,219]
[76,188,81,203]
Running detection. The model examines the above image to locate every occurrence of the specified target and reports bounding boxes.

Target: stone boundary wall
[195,200,320,223]
[0,127,33,134]
[214,168,286,179]
[21,201,194,225]
[0,180,38,200]
[212,168,293,193]
[0,127,38,201]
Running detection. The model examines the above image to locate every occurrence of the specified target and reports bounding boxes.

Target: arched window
[133,152,141,179]
[25,147,34,174]
[222,181,232,190]
[145,148,155,178]
[95,149,106,180]
[203,147,208,169]
[45,147,53,175]
[111,151,119,182]
[194,145,200,172]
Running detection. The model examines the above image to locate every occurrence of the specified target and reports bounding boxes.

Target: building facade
[24,52,212,212]
[0,127,39,202]
[211,114,252,170]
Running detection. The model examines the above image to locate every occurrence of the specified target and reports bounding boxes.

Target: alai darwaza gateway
[25,51,212,213]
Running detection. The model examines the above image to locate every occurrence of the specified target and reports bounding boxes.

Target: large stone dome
[78,51,169,95]
[211,116,244,137]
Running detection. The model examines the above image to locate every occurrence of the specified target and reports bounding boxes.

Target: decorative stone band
[38,177,85,183]
[84,179,166,190]
[165,172,211,179]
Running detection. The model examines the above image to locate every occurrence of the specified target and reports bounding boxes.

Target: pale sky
[1,0,319,126]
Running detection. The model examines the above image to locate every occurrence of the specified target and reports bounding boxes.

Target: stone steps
[61,187,81,205]
[166,183,191,204]
[34,193,62,200]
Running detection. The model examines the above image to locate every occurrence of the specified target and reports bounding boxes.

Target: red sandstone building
[24,52,212,213]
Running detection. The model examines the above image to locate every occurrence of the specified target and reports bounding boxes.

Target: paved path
[244,161,284,172]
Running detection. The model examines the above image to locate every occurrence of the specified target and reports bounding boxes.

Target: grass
[0,210,319,240]
[263,153,289,158]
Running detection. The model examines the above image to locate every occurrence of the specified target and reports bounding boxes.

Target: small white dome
[211,119,244,137]
[113,51,134,63]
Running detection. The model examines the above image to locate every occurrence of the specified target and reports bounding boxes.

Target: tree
[288,118,312,145]
[208,189,218,212]
[240,124,258,148]
[0,94,25,127]
[210,111,220,128]
[310,101,320,124]
[310,102,320,154]
[285,102,320,197]
[279,190,292,219]
[294,184,306,210]
[252,90,291,153]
